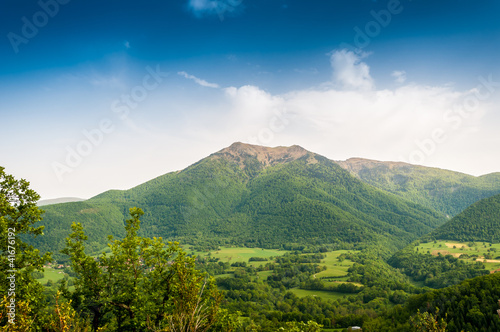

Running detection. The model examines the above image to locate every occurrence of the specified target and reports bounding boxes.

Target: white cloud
[392,70,407,84]
[13,49,497,199]
[330,49,374,90]
[187,0,244,18]
[124,40,131,49]
[178,71,220,88]
[180,50,492,175]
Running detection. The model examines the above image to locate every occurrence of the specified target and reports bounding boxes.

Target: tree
[410,309,447,332]
[62,207,227,331]
[276,320,323,332]
[0,167,51,327]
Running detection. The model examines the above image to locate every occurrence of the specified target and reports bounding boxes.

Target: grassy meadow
[415,240,500,272]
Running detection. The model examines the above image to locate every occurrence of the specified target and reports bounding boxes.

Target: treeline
[388,246,489,288]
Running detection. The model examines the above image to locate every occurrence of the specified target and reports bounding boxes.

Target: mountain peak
[336,158,412,173]
[213,142,311,168]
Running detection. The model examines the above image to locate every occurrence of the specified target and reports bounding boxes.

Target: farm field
[39,266,68,285]
[314,250,357,280]
[289,288,347,301]
[414,240,500,272]
[187,246,289,266]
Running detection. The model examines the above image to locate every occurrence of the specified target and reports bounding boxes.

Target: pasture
[415,240,500,272]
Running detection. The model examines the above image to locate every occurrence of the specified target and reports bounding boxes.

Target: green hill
[364,272,500,332]
[31,143,446,259]
[336,158,500,217]
[387,194,500,290]
[424,193,500,243]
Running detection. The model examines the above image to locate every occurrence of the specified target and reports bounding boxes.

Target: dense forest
[424,193,500,243]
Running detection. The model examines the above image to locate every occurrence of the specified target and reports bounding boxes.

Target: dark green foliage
[425,193,500,243]
[32,147,446,259]
[345,250,417,293]
[338,159,500,217]
[364,273,500,332]
[0,167,52,327]
[388,246,489,288]
[249,257,268,262]
[60,208,226,331]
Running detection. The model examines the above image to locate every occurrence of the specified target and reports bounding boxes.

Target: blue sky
[1,0,500,199]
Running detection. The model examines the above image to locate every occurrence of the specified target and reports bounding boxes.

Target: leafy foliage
[364,273,500,331]
[60,208,226,332]
[0,167,52,327]
[388,246,489,288]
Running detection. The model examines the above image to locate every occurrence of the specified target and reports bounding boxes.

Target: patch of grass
[188,246,288,264]
[40,267,68,285]
[256,270,273,280]
[315,250,357,279]
[289,288,346,301]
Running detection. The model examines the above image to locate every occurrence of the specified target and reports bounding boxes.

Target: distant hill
[336,158,500,217]
[32,143,445,259]
[424,193,500,243]
[38,197,85,206]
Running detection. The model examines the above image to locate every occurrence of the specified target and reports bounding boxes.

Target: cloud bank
[181,49,492,173]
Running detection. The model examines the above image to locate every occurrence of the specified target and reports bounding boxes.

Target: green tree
[410,309,447,332]
[276,320,323,332]
[62,207,226,332]
[0,167,51,327]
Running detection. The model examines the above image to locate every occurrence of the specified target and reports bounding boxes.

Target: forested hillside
[31,143,445,259]
[364,273,500,331]
[336,158,500,217]
[424,193,500,243]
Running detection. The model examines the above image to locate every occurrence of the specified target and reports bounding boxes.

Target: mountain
[424,193,500,243]
[38,197,85,206]
[336,158,500,217]
[32,143,445,259]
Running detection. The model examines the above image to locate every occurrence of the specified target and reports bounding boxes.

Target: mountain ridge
[335,157,500,217]
[32,143,446,259]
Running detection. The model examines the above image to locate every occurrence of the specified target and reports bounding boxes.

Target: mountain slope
[38,197,85,206]
[336,158,500,217]
[365,272,500,331]
[424,193,500,243]
[33,143,446,259]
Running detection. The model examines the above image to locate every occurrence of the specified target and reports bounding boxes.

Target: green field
[314,250,359,283]
[39,267,67,284]
[289,288,347,301]
[415,240,500,272]
[187,246,289,266]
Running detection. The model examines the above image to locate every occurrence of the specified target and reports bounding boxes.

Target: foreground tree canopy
[0,166,52,328]
[60,207,229,331]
